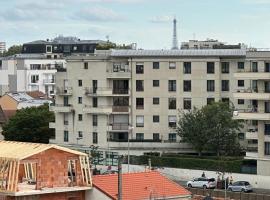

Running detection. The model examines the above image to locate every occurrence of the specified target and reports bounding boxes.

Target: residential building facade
[0,42,6,54]
[0,54,66,97]
[50,49,270,176]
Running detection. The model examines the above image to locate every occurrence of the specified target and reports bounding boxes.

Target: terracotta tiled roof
[93,171,191,200]
[26,91,47,100]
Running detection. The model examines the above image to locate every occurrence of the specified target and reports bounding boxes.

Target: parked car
[187,178,216,189]
[227,181,253,192]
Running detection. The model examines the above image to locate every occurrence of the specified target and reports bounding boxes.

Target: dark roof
[24,39,106,45]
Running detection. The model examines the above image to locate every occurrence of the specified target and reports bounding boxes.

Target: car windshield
[208,178,215,182]
[244,182,250,186]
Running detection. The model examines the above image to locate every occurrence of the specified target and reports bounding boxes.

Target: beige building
[49,49,270,175]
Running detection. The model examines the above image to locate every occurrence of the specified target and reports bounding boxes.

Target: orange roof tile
[93,171,191,200]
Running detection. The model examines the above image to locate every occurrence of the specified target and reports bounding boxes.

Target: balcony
[233,109,270,120]
[234,69,270,80]
[83,105,112,114]
[43,79,55,85]
[49,122,56,129]
[107,67,131,79]
[246,152,259,159]
[108,123,129,132]
[56,87,73,96]
[49,104,73,113]
[112,106,129,113]
[246,131,258,140]
[85,87,113,96]
[233,89,270,100]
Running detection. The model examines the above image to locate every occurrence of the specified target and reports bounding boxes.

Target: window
[64,131,69,142]
[252,62,258,72]
[238,99,244,105]
[207,62,215,74]
[265,102,270,113]
[222,80,230,91]
[78,97,82,104]
[46,45,52,53]
[78,114,83,121]
[265,124,270,135]
[153,97,160,105]
[93,132,98,144]
[153,80,159,87]
[183,80,191,92]
[78,80,82,87]
[238,133,244,140]
[64,113,69,125]
[207,98,215,105]
[153,133,160,141]
[169,98,176,109]
[93,115,98,126]
[136,63,144,74]
[136,98,144,109]
[93,97,98,107]
[168,80,176,92]
[183,62,191,74]
[168,133,176,142]
[207,80,215,92]
[153,62,159,69]
[78,131,83,138]
[31,75,39,83]
[153,115,160,123]
[168,115,177,127]
[136,80,144,91]
[238,62,244,70]
[183,98,191,109]
[169,62,176,69]
[221,98,229,103]
[136,115,144,127]
[238,80,244,87]
[265,142,270,155]
[136,133,144,141]
[64,96,69,106]
[84,62,88,69]
[221,62,229,73]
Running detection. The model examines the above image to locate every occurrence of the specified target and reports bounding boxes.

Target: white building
[0,54,66,97]
[0,42,6,54]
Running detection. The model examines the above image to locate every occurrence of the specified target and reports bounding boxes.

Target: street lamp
[128,126,134,173]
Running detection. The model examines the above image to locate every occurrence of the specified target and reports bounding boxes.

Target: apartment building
[50,49,255,165]
[0,54,66,97]
[0,42,6,54]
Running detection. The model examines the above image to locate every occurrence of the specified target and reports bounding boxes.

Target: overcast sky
[1,0,270,49]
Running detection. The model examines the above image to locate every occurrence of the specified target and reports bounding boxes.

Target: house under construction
[0,141,92,200]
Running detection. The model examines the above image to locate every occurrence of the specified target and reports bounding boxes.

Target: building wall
[86,187,111,200]
[0,95,18,110]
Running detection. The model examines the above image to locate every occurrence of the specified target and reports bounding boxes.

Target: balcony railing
[108,139,162,143]
[110,123,129,130]
[112,106,129,112]
[43,79,55,84]
[56,87,73,95]
[113,89,129,95]
[235,89,270,93]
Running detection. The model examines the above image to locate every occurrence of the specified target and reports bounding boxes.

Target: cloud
[74,7,125,22]
[149,15,173,23]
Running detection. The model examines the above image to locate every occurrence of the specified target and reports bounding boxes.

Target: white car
[227,181,253,192]
[187,178,216,189]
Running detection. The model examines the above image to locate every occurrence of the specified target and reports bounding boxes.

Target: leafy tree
[96,42,133,50]
[0,45,22,57]
[2,104,54,143]
[177,102,243,156]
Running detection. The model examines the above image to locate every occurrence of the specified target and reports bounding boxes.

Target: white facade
[50,49,270,176]
[0,54,66,97]
[0,42,5,54]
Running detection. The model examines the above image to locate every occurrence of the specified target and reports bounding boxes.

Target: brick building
[0,141,92,200]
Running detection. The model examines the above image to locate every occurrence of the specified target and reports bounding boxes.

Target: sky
[1,0,270,49]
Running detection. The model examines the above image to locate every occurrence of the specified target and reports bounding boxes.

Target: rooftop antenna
[171,17,179,50]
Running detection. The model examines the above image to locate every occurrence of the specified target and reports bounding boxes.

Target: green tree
[177,102,243,156]
[2,104,54,143]
[96,42,133,50]
[0,45,22,57]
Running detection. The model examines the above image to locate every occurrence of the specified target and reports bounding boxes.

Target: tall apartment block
[50,49,270,175]
[0,42,6,54]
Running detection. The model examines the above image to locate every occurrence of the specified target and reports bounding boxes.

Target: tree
[176,102,243,156]
[2,104,55,143]
[96,42,133,50]
[0,45,22,57]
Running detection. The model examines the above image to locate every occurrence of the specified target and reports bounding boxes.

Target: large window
[136,115,144,127]
[183,62,191,74]
[93,132,98,144]
[136,80,144,91]
[93,97,98,107]
[136,98,144,109]
[153,97,159,105]
[153,80,159,87]
[207,62,215,74]
[207,80,215,92]
[153,133,160,141]
[183,80,191,92]
[183,98,191,110]
[168,98,176,109]
[78,114,83,121]
[136,63,144,74]
[93,115,98,126]
[265,124,270,135]
[64,131,69,142]
[168,115,177,127]
[136,133,144,141]
[238,80,244,87]
[265,63,270,72]
[221,62,229,73]
[153,62,159,69]
[265,142,270,155]
[252,62,258,72]
[31,75,39,83]
[222,80,230,91]
[238,62,244,70]
[168,133,176,142]
[168,80,176,92]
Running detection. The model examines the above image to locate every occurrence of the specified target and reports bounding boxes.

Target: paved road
[175,180,270,195]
